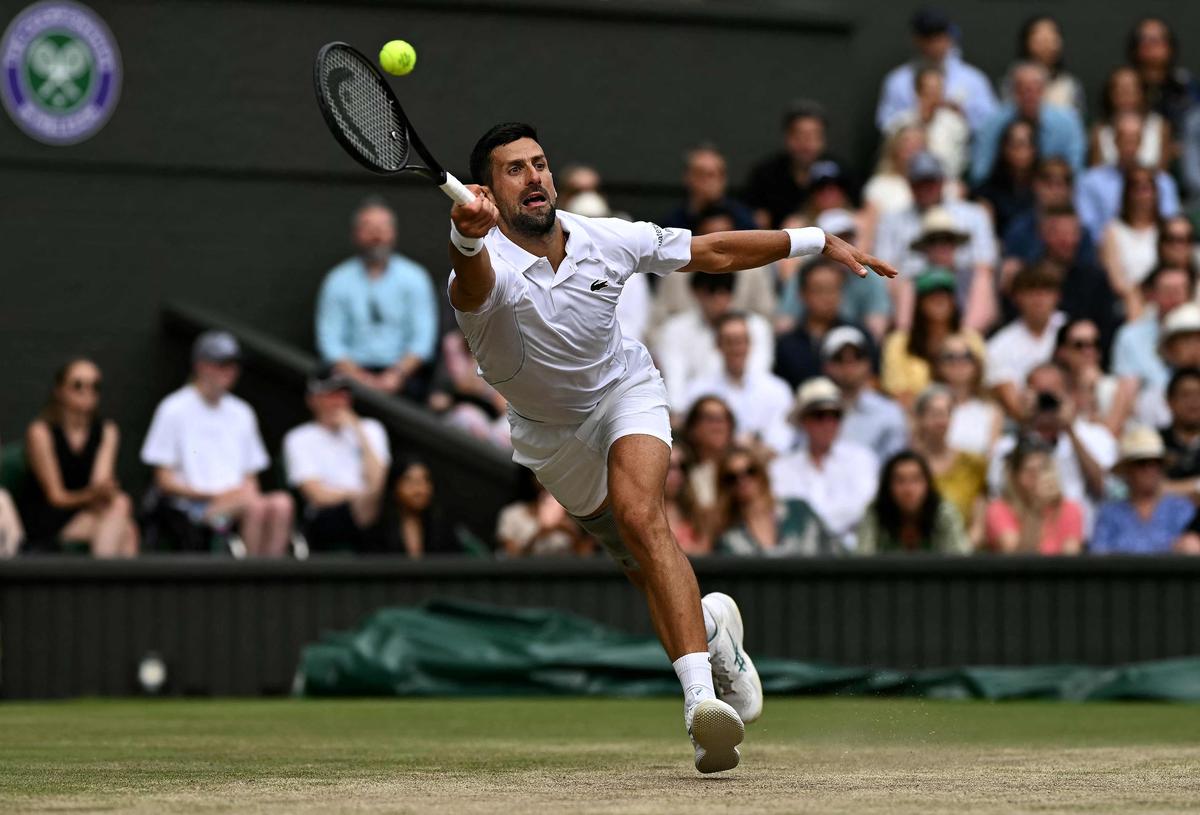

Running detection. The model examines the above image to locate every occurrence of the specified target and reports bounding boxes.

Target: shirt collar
[487,211,601,276]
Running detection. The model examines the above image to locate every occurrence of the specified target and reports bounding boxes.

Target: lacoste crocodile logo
[590,279,609,292]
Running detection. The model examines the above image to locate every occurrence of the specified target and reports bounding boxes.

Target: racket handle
[439,173,476,205]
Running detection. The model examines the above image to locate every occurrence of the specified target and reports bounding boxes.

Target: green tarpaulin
[296,599,1200,701]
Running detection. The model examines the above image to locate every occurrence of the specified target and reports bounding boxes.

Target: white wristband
[450,221,484,257]
[784,227,826,258]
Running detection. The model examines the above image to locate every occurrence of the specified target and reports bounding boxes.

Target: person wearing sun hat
[1090,425,1197,554]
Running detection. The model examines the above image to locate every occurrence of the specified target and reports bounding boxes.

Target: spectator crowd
[5,10,1200,559]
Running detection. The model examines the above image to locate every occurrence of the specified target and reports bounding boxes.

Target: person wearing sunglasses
[935,333,1004,457]
[715,447,835,556]
[1053,318,1137,436]
[23,358,138,557]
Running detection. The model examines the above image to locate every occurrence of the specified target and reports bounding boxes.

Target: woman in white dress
[933,333,1004,457]
[1100,166,1162,319]
[1090,66,1170,171]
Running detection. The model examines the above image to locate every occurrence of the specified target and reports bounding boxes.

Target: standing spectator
[1127,17,1200,137]
[1092,427,1196,554]
[1054,318,1137,437]
[654,272,773,412]
[875,8,998,135]
[910,386,988,546]
[970,62,1086,186]
[972,118,1039,237]
[856,451,969,554]
[823,327,908,461]
[745,101,847,228]
[768,378,878,548]
[1074,112,1180,242]
[1160,367,1200,498]
[715,447,835,556]
[882,266,985,407]
[1090,66,1170,171]
[884,66,970,180]
[1000,157,1080,265]
[283,367,390,552]
[23,358,137,557]
[665,447,710,556]
[774,257,873,390]
[1099,166,1163,317]
[986,263,1067,418]
[141,331,294,556]
[984,440,1083,554]
[1024,207,1117,348]
[1003,16,1085,113]
[497,469,588,558]
[862,125,929,219]
[661,144,757,232]
[1112,264,1195,393]
[935,333,1004,457]
[391,458,465,557]
[680,396,736,536]
[315,198,438,400]
[682,313,793,454]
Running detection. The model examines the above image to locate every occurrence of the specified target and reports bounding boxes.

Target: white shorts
[508,373,672,517]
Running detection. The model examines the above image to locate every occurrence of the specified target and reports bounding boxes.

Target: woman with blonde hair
[984,440,1084,554]
[934,333,1004,457]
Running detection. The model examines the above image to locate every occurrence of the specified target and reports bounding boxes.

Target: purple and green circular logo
[1,1,121,145]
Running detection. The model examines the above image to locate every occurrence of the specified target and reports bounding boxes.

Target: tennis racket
[313,41,475,205]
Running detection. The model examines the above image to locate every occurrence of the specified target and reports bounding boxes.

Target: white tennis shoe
[703,592,763,724]
[685,696,744,774]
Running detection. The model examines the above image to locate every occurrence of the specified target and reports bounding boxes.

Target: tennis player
[448,123,897,773]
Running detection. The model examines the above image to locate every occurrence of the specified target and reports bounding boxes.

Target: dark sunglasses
[1067,338,1099,351]
[1162,233,1192,244]
[721,465,762,485]
[939,351,974,363]
[805,409,842,422]
[69,378,101,393]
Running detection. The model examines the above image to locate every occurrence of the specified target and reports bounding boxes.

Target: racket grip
[440,173,476,205]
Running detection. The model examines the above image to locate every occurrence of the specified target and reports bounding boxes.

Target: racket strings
[319,47,409,171]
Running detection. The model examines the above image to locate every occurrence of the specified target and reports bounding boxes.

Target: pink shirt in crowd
[984,499,1084,555]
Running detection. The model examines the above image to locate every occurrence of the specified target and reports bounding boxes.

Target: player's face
[489,138,557,237]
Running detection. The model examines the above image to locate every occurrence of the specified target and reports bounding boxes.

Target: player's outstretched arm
[680,228,899,280]
[448,185,499,313]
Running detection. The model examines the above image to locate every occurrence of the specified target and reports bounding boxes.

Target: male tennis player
[447,123,897,773]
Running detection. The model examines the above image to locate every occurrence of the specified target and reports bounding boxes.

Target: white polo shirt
[986,312,1067,388]
[283,418,390,492]
[450,211,691,424]
[768,439,879,547]
[682,369,794,453]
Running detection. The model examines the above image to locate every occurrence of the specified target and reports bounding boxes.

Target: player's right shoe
[686,697,745,774]
[703,592,763,723]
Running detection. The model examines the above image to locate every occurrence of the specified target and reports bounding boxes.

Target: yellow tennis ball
[379,40,416,76]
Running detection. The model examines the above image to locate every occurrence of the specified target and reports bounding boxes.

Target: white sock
[702,605,717,643]
[673,652,716,707]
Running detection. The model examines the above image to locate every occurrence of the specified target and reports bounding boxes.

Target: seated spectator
[283,367,390,552]
[745,100,848,228]
[1139,303,1200,428]
[680,396,736,534]
[972,117,1039,237]
[427,330,510,449]
[650,204,776,334]
[987,362,1118,534]
[391,458,467,557]
[986,263,1066,418]
[716,447,836,556]
[882,260,986,409]
[802,159,856,221]
[0,439,22,557]
[862,124,929,220]
[935,333,1004,456]
[556,163,602,212]
[911,386,987,546]
[1002,16,1085,114]
[875,8,998,135]
[661,143,757,232]
[497,469,589,558]
[141,331,294,556]
[971,61,1085,186]
[1090,66,1170,171]
[768,377,878,549]
[22,358,137,557]
[1074,112,1180,242]
[1000,157,1080,266]
[1157,216,1199,279]
[823,327,908,461]
[856,450,969,553]
[1092,426,1196,554]
[776,210,891,341]
[1127,16,1200,138]
[874,151,997,332]
[884,65,970,180]
[1099,166,1163,317]
[774,257,874,390]
[654,272,773,412]
[1161,367,1200,498]
[682,313,793,455]
[315,198,437,400]
[984,439,1083,554]
[665,447,710,556]
[1183,106,1200,207]
[1054,318,1137,437]
[1112,265,1195,393]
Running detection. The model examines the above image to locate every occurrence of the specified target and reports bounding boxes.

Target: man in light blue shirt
[875,9,998,134]
[316,198,438,400]
[970,62,1086,186]
[1112,266,1195,392]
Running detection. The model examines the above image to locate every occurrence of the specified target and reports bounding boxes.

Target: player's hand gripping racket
[313,42,475,205]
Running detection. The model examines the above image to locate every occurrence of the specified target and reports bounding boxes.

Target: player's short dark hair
[1168,367,1200,400]
[469,122,539,186]
[799,256,843,290]
[690,272,736,294]
[782,100,827,131]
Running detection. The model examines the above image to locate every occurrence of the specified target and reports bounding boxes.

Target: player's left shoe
[686,697,744,774]
[703,592,763,724]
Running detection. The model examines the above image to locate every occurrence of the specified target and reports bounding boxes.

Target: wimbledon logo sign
[0,0,121,145]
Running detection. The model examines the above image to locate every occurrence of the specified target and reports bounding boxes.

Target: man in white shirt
[284,367,391,551]
[986,263,1067,418]
[768,377,879,549]
[141,331,294,556]
[447,123,895,773]
[822,327,909,461]
[681,312,793,454]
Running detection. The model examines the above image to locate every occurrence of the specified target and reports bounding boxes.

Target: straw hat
[910,207,969,250]
[1116,425,1166,469]
[789,377,843,423]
